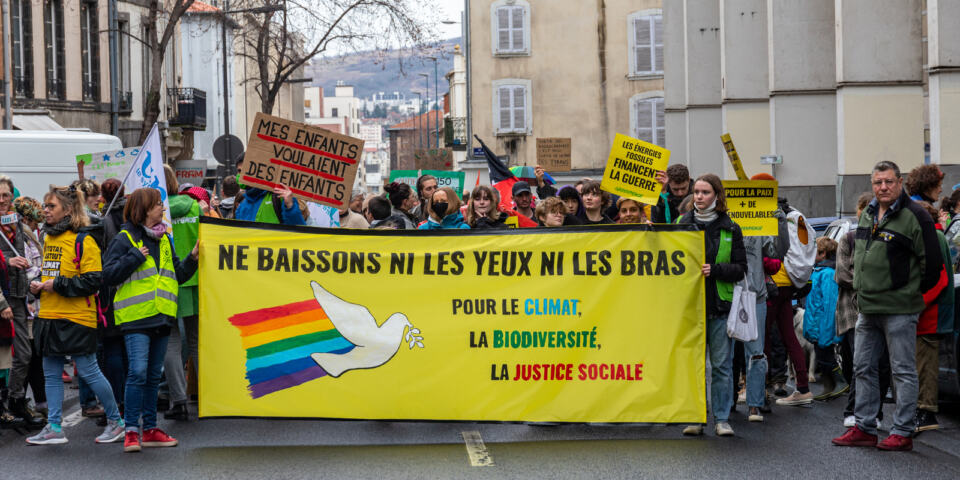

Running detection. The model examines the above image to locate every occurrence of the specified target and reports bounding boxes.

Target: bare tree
[236,0,439,115]
[140,0,197,143]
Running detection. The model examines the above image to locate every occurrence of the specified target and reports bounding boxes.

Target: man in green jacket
[832,161,943,452]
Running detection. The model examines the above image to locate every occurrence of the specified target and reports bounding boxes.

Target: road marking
[61,409,85,427]
[461,430,494,467]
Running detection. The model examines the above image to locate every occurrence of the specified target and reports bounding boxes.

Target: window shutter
[55,1,64,96]
[497,8,510,52]
[635,98,653,143]
[91,3,100,100]
[654,16,664,72]
[12,0,21,78]
[22,0,33,96]
[634,18,651,73]
[498,86,512,131]
[512,86,525,131]
[511,6,524,51]
[654,98,665,147]
[44,1,53,96]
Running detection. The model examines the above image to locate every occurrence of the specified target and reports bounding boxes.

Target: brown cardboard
[413,148,454,171]
[536,138,572,172]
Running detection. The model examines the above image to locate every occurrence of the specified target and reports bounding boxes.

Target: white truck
[0,130,123,199]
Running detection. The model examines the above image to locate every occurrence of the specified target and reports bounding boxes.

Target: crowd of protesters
[0,155,957,453]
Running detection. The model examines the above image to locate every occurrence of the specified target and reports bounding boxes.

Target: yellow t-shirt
[39,231,101,328]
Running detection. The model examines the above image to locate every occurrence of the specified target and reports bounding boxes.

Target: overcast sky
[436,0,466,39]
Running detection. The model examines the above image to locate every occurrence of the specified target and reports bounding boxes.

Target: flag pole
[103,123,157,215]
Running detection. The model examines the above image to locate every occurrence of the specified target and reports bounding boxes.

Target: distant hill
[304,38,460,105]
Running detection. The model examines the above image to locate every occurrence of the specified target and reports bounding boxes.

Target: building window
[630,93,665,147]
[118,18,132,112]
[491,0,530,56]
[141,22,152,110]
[11,0,33,99]
[492,79,531,135]
[80,0,100,102]
[332,107,339,117]
[628,10,663,78]
[43,0,65,100]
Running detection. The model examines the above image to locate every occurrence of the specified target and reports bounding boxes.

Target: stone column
[767,0,837,216]
[836,0,923,213]
[720,0,770,180]
[664,0,688,167]
[683,0,723,177]
[928,0,960,168]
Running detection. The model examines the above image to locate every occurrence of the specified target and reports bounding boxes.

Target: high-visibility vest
[113,230,179,325]
[715,229,734,302]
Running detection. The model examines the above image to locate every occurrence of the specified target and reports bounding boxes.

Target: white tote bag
[726,281,758,342]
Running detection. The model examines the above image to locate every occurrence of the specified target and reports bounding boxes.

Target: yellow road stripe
[461,431,494,467]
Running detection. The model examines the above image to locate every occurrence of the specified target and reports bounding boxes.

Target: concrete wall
[468,0,663,168]
[767,0,835,92]
[768,93,837,186]
[835,0,922,84]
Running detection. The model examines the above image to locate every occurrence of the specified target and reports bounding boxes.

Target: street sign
[473,147,484,158]
[213,134,244,165]
[760,155,783,165]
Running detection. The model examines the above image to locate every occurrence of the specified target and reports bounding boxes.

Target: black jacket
[98,201,126,337]
[652,180,694,224]
[473,211,510,230]
[680,211,747,317]
[101,222,198,332]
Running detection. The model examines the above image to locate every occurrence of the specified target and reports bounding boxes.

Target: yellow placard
[600,134,670,205]
[198,219,707,423]
[722,180,779,236]
[721,133,749,181]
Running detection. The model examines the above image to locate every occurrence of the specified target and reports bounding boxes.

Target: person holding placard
[233,155,306,226]
[678,174,746,437]
[576,181,613,225]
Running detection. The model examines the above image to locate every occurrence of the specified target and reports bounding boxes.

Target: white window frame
[492,78,532,136]
[629,92,665,147]
[491,0,531,57]
[628,9,663,79]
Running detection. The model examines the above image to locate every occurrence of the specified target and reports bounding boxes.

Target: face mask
[235,173,246,189]
[431,202,448,218]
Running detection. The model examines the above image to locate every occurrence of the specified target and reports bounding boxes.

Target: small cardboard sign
[600,134,670,205]
[174,160,207,185]
[536,138,572,172]
[413,148,454,171]
[76,146,142,182]
[389,169,467,197]
[1,213,18,225]
[722,180,779,236]
[242,112,364,208]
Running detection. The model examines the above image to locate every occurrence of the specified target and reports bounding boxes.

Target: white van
[0,130,123,199]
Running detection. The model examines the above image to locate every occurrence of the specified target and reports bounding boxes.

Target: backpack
[73,231,107,327]
[783,209,817,288]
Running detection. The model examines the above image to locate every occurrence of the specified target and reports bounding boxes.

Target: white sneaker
[715,422,735,436]
[682,424,704,436]
[843,415,855,427]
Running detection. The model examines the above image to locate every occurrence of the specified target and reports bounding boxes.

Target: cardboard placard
[600,134,670,205]
[413,148,454,171]
[174,160,207,185]
[242,112,364,208]
[536,138,572,172]
[76,146,142,182]
[722,180,779,236]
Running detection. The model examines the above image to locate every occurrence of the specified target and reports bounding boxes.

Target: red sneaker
[123,431,141,453]
[141,428,178,448]
[61,371,72,383]
[832,426,878,447]
[877,434,913,451]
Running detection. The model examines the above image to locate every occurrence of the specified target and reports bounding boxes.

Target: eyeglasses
[872,179,898,187]
[43,203,57,210]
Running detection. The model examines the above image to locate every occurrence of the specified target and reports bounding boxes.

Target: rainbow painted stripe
[229,299,355,398]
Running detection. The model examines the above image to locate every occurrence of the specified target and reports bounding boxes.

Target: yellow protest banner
[600,134,670,205]
[199,219,707,423]
[721,133,749,181]
[723,180,779,236]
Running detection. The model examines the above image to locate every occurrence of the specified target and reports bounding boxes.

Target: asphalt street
[2,381,959,479]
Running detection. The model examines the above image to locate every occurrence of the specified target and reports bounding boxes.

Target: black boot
[163,403,188,421]
[9,397,45,430]
[0,395,26,430]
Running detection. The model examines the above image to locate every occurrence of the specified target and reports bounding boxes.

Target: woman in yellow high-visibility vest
[26,185,125,446]
[102,188,198,453]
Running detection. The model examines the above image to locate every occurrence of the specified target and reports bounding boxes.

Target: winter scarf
[694,200,719,224]
[43,216,74,236]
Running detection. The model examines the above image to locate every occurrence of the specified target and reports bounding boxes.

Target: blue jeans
[743,301,768,408]
[707,315,734,422]
[854,313,918,437]
[42,353,121,426]
[124,333,169,432]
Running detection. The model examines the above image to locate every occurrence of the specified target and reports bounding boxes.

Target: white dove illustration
[309,281,423,377]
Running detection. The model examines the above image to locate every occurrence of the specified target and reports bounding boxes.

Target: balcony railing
[13,74,33,99]
[82,81,99,102]
[119,91,133,114]
[444,117,467,150]
[167,88,206,131]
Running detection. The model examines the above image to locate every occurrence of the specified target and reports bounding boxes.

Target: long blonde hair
[44,184,90,231]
